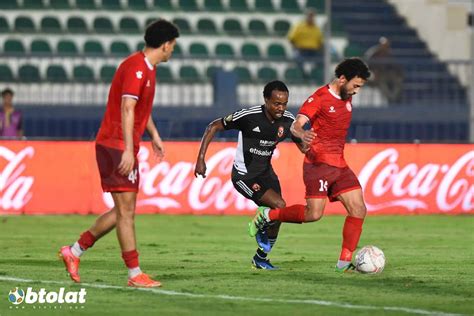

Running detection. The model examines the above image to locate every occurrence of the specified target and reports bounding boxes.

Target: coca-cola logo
[0,146,34,211]
[359,148,474,212]
[103,146,256,212]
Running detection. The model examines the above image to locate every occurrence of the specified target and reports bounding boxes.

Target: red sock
[269,204,306,223]
[339,216,364,261]
[77,230,96,250]
[121,250,140,269]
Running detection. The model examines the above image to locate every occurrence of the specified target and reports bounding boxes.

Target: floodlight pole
[324,0,332,83]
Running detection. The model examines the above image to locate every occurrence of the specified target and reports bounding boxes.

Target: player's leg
[112,191,161,287]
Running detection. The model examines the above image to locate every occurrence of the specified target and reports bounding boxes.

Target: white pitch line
[0,276,465,316]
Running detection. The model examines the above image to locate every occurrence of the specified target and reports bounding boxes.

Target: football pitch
[0,214,472,316]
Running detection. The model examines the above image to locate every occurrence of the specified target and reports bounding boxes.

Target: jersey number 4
[319,180,328,192]
[128,169,138,184]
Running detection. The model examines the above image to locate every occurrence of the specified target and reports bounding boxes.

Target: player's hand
[151,137,165,162]
[302,128,317,146]
[118,150,135,176]
[299,144,310,153]
[194,159,207,178]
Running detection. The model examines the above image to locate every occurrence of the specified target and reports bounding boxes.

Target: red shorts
[303,162,360,201]
[95,144,139,192]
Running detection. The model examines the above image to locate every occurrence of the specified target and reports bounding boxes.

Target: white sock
[70,242,84,258]
[263,208,271,221]
[128,267,142,279]
[337,260,351,269]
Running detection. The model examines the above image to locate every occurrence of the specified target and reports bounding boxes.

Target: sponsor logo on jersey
[346,101,352,112]
[329,106,336,113]
[277,126,284,138]
[260,140,276,147]
[136,71,143,79]
[252,126,261,133]
[306,97,314,103]
[249,148,272,156]
[252,183,261,192]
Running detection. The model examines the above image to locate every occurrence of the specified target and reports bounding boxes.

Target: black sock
[256,248,267,259]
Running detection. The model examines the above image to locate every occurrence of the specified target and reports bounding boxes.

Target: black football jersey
[221,105,297,178]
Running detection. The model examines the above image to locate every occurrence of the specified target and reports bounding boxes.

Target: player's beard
[340,84,351,101]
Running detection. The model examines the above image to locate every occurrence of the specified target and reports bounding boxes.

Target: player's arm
[118,97,137,176]
[290,114,316,147]
[146,116,164,162]
[194,118,225,178]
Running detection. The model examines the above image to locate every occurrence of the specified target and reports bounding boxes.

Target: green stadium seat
[18,64,40,82]
[173,18,191,34]
[76,0,97,10]
[83,40,104,55]
[215,43,234,57]
[49,0,71,9]
[254,0,274,12]
[145,18,159,28]
[155,0,174,10]
[206,66,222,79]
[284,67,305,83]
[257,66,277,82]
[178,0,200,11]
[119,17,140,34]
[110,41,131,56]
[4,39,25,54]
[241,43,261,58]
[344,44,364,58]
[189,43,209,57]
[309,67,323,84]
[100,65,116,82]
[40,17,62,33]
[128,0,148,10]
[67,17,88,33]
[0,0,19,9]
[280,0,301,13]
[267,43,287,59]
[273,20,290,36]
[31,39,52,54]
[46,65,68,82]
[197,19,217,35]
[57,40,78,55]
[0,17,10,33]
[73,65,95,83]
[14,16,35,33]
[179,65,200,81]
[157,66,174,83]
[228,0,248,11]
[306,0,325,12]
[203,0,224,11]
[23,0,45,9]
[0,64,14,82]
[248,19,268,36]
[173,43,183,57]
[223,19,244,36]
[93,17,114,34]
[136,41,145,51]
[102,0,122,10]
[233,66,252,83]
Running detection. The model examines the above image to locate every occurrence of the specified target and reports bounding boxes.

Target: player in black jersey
[194,80,307,269]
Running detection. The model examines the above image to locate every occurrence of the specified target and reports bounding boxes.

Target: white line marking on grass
[0,276,464,316]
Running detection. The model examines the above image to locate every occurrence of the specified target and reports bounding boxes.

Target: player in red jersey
[59,20,179,287]
[248,58,371,272]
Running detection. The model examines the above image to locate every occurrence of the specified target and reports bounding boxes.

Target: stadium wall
[0,141,472,215]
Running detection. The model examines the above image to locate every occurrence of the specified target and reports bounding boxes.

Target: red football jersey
[96,52,156,154]
[298,85,353,168]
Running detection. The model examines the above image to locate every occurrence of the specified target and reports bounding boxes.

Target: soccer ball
[8,287,25,305]
[355,245,385,274]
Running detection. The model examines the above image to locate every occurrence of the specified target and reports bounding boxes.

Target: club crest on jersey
[136,71,143,79]
[277,126,284,138]
[346,101,352,112]
[224,114,233,122]
[252,183,261,192]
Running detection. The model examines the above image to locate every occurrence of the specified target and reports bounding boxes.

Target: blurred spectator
[0,88,23,138]
[287,8,324,77]
[364,37,404,104]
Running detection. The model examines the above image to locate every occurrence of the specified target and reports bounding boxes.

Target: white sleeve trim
[122,94,139,100]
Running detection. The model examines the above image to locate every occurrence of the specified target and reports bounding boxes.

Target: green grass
[0,215,473,316]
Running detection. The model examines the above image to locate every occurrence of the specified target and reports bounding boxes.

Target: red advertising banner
[0,141,472,215]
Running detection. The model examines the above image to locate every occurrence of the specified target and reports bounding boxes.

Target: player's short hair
[335,58,371,81]
[144,19,180,49]
[263,80,289,99]
[1,88,14,97]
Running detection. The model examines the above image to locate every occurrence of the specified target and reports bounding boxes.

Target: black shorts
[231,168,281,206]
